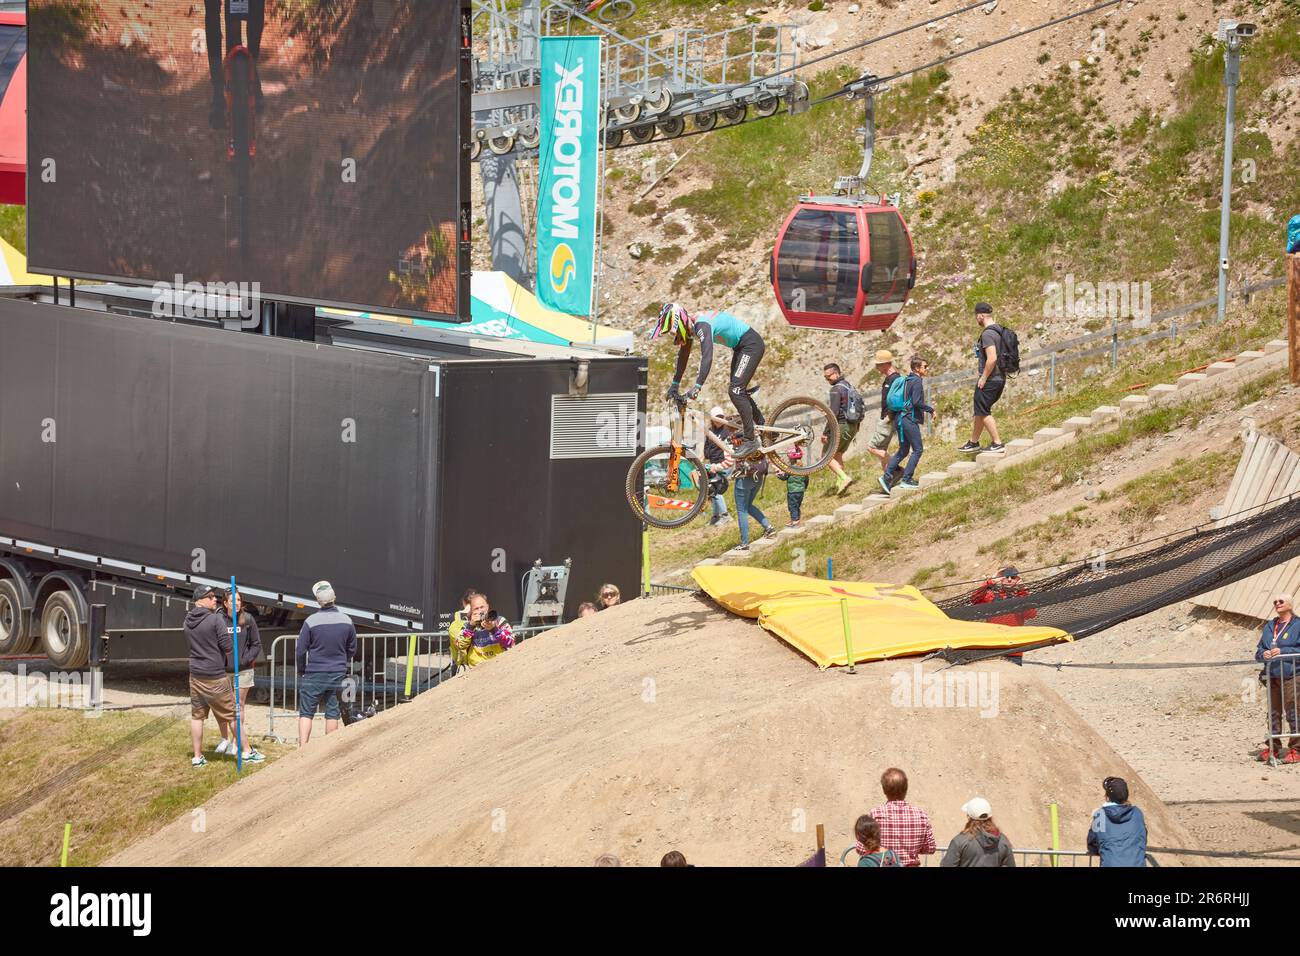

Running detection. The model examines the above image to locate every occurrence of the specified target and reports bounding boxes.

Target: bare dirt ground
[13,371,1287,868]
[1034,603,1300,866]
[109,593,1205,866]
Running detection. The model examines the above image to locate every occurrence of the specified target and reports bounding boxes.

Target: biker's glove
[685,384,701,401]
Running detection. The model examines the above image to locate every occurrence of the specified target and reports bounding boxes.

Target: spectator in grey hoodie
[296,580,358,747]
[940,797,1015,867]
[184,584,236,768]
[1086,776,1148,867]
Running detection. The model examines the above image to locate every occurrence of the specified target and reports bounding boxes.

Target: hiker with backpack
[822,363,865,495]
[864,350,903,486]
[958,303,1018,455]
[878,356,933,496]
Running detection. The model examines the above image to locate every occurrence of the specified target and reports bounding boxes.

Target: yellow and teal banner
[537,35,601,316]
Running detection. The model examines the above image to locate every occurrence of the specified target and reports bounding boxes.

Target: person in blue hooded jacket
[1086,776,1147,867]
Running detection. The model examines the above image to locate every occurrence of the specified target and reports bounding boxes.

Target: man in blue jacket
[879,355,933,496]
[296,580,358,747]
[1086,776,1147,867]
[1255,593,1300,763]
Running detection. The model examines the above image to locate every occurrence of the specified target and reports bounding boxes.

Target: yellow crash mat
[691,565,1071,668]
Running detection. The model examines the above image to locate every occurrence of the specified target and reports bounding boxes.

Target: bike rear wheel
[764,396,839,476]
[625,443,710,530]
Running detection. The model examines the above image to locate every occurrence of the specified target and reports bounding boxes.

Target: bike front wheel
[626,443,710,530]
[764,396,839,476]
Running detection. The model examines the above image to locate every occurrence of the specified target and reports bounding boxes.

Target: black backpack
[836,381,866,423]
[993,324,1021,376]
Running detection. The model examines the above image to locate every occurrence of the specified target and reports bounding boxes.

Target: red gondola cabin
[770,197,915,332]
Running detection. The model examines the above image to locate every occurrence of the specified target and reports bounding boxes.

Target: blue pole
[231,575,242,773]
[827,557,833,580]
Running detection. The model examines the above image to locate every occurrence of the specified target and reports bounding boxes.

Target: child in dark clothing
[776,446,809,527]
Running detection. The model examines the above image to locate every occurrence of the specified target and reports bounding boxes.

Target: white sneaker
[214,738,230,755]
[240,749,265,763]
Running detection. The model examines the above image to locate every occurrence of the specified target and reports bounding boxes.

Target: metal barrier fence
[645,582,701,597]
[852,276,1287,420]
[264,623,557,742]
[838,845,1160,867]
[1262,652,1300,767]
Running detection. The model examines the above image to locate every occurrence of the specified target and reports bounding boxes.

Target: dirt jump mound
[111,594,1200,866]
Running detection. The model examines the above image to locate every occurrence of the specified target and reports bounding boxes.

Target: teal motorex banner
[537,35,602,316]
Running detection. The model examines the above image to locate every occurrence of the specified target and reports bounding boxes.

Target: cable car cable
[753,0,994,84]
[819,0,1125,103]
[604,0,1125,152]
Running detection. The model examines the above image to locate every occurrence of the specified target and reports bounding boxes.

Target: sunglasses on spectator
[1276,599,1288,606]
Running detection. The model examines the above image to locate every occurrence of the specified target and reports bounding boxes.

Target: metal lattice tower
[470,0,808,285]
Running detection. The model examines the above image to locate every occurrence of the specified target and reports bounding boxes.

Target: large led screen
[26,0,466,319]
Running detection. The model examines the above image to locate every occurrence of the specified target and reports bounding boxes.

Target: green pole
[403,634,417,700]
[840,598,856,673]
[60,823,71,867]
[1049,802,1061,868]
[641,520,651,597]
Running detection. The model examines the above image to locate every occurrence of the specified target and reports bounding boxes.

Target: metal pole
[592,37,607,343]
[231,575,242,771]
[1049,351,1056,397]
[1049,802,1061,868]
[1216,33,1242,324]
[88,603,106,714]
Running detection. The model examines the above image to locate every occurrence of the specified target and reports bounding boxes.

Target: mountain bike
[222,0,259,259]
[626,391,839,530]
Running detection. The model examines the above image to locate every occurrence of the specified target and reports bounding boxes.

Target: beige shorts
[867,415,896,451]
[190,674,236,723]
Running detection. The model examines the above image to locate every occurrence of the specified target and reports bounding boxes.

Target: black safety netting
[933,494,1300,664]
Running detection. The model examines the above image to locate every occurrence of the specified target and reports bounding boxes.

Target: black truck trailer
[0,291,645,667]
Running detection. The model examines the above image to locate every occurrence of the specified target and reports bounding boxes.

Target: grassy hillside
[655,4,1300,379]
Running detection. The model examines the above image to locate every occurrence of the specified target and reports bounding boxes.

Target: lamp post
[1215,19,1255,324]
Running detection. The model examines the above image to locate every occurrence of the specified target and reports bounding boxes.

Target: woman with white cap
[940,798,1015,867]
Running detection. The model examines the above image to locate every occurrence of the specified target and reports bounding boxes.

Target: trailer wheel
[41,590,89,669]
[0,579,33,655]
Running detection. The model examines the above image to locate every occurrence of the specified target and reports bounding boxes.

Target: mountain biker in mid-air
[203,0,266,129]
[651,302,766,461]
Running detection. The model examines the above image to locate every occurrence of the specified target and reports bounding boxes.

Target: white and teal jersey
[697,310,751,349]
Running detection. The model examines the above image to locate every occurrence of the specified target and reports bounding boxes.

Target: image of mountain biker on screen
[651,302,766,461]
[204,0,265,129]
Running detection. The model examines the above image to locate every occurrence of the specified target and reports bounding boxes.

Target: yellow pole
[403,634,417,699]
[840,599,856,673]
[1049,802,1061,868]
[641,521,651,597]
[60,823,71,867]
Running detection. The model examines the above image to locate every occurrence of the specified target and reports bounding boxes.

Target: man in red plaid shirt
[869,768,937,866]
